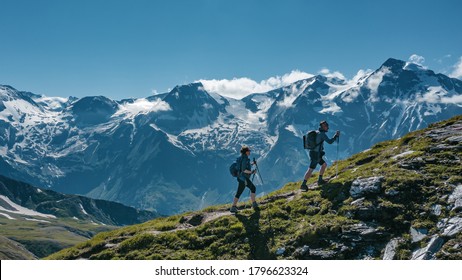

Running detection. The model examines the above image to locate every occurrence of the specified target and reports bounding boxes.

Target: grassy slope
[0,235,36,260]
[0,214,116,259]
[47,115,462,260]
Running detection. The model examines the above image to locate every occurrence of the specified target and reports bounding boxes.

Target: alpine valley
[1,58,462,216]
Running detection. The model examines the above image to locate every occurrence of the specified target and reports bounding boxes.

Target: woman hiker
[230,146,259,213]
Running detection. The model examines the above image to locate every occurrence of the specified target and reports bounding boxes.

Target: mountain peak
[164,82,214,103]
[70,96,119,125]
[381,58,406,69]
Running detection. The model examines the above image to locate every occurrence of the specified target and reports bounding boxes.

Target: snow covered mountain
[1,58,461,214]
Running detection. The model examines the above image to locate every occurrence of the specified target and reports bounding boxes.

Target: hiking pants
[309,151,326,169]
[235,177,256,199]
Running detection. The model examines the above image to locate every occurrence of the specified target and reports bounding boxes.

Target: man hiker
[300,120,340,191]
[230,146,259,213]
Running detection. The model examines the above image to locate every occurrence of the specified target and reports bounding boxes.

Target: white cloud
[442,95,462,104]
[115,98,171,117]
[409,54,425,65]
[450,56,462,79]
[198,70,314,99]
[416,86,462,104]
[318,68,346,80]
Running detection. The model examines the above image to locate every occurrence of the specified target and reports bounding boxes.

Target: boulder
[431,204,442,216]
[383,238,401,260]
[293,245,310,258]
[412,235,445,260]
[437,216,462,237]
[350,177,384,198]
[448,185,462,212]
[410,227,428,243]
[342,223,388,242]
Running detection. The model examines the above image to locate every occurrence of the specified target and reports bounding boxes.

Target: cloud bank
[450,56,462,79]
[198,70,314,99]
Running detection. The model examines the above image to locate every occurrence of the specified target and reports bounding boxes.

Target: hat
[319,120,329,126]
[240,145,251,154]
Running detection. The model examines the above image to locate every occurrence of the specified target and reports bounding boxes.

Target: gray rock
[446,135,462,144]
[293,245,310,258]
[350,177,384,198]
[412,235,445,260]
[309,249,336,259]
[275,247,286,255]
[448,185,462,212]
[342,223,388,242]
[351,197,365,206]
[431,204,442,216]
[410,227,428,243]
[438,216,462,237]
[383,238,400,260]
[385,189,400,196]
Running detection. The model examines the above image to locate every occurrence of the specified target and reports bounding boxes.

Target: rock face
[350,177,384,198]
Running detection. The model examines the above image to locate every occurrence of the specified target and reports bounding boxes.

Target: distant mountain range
[0,174,158,258]
[1,58,462,215]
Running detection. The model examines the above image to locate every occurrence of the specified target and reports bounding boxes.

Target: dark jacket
[314,129,338,153]
[238,154,251,181]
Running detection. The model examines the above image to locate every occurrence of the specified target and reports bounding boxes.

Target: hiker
[230,146,259,213]
[300,120,340,191]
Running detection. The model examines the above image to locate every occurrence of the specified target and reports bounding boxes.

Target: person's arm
[241,157,255,174]
[323,131,340,144]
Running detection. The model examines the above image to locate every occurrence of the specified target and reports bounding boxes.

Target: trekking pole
[253,158,264,185]
[336,134,339,178]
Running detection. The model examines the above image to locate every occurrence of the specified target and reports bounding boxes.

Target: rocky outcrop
[412,235,445,260]
[448,185,462,212]
[383,238,401,260]
[438,217,462,238]
[350,177,384,198]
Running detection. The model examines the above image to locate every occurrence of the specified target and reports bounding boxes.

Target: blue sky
[1,0,461,99]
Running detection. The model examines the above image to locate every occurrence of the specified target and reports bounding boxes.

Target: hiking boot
[230,206,238,213]
[300,184,308,192]
[252,201,259,210]
[317,179,327,185]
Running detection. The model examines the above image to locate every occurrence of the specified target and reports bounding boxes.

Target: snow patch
[320,102,342,114]
[79,203,89,215]
[0,212,16,220]
[367,67,391,101]
[0,195,56,218]
[25,218,51,223]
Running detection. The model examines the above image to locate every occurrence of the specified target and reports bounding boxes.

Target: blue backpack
[229,157,242,177]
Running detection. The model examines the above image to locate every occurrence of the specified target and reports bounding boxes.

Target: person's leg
[246,178,258,209]
[301,153,318,190]
[318,162,327,184]
[303,168,314,182]
[233,180,246,206]
[319,162,327,176]
[246,179,256,203]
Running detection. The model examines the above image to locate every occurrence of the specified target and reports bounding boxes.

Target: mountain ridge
[1,57,462,215]
[0,174,159,259]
